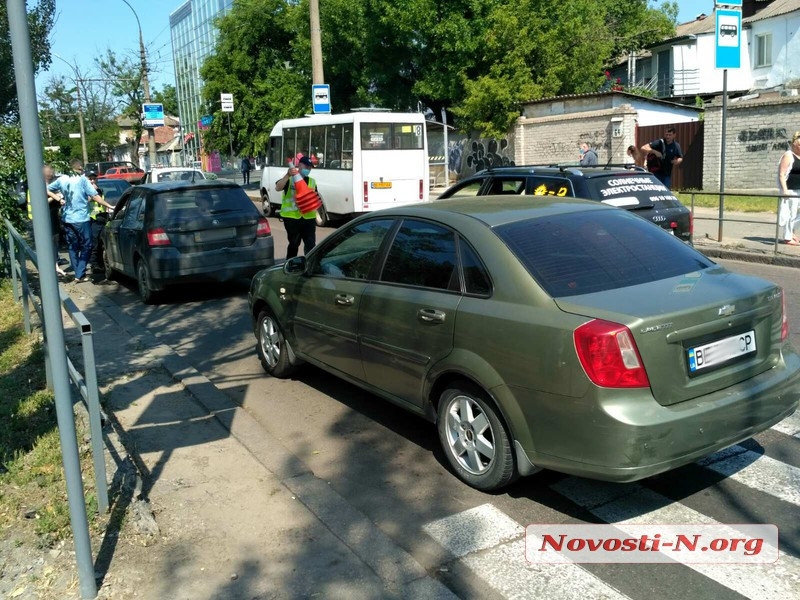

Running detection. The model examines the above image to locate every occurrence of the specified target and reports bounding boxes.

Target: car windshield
[96,182,127,205]
[584,173,682,209]
[153,186,257,223]
[155,170,204,182]
[496,210,713,297]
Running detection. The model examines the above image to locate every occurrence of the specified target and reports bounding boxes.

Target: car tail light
[147,228,170,246]
[256,218,271,237]
[574,319,650,388]
[363,181,369,204]
[419,179,424,200]
[781,289,789,341]
[670,221,677,230]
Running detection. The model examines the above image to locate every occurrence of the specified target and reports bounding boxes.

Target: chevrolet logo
[718,304,735,316]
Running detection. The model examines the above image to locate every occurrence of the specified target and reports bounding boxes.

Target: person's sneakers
[75,275,91,283]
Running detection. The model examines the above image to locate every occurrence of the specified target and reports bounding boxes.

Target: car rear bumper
[509,347,800,482]
[147,241,275,286]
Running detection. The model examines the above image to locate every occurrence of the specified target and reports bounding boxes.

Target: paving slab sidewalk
[61,283,457,600]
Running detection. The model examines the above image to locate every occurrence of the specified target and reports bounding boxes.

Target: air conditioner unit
[780,89,799,97]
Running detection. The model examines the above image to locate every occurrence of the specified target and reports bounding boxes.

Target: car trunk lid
[554,270,783,406]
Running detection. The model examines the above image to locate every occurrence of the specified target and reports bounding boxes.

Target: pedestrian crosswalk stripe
[697,445,800,506]
[423,505,630,600]
[422,504,524,557]
[772,410,800,437]
[551,477,800,600]
[461,540,629,600]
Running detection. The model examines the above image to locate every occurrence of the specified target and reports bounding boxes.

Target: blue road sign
[715,9,742,69]
[142,103,165,127]
[312,84,331,114]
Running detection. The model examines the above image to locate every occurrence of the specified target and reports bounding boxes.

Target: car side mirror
[283,256,307,275]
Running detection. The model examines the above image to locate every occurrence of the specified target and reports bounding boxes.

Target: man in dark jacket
[641,128,684,189]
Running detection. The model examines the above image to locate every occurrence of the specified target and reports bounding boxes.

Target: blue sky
[34,0,713,96]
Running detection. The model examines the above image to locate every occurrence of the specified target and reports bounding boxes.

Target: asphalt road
[93,245,800,600]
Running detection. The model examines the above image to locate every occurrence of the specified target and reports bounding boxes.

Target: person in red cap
[275,155,319,258]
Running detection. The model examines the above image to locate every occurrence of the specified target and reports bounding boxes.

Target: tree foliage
[0,0,55,122]
[199,0,677,149]
[153,84,179,116]
[96,50,146,166]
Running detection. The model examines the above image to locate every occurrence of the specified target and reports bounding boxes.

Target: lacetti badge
[718,304,735,316]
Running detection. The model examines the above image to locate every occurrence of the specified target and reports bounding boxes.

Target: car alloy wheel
[437,382,516,490]
[256,309,295,378]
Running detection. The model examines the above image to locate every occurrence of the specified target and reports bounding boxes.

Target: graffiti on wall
[738,128,790,153]
[448,137,515,180]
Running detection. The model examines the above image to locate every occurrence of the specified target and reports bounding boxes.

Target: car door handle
[335,294,355,306]
[418,308,446,323]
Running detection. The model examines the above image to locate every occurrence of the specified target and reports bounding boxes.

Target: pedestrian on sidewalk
[641,128,683,189]
[241,156,251,185]
[777,130,800,246]
[579,142,598,166]
[86,170,110,273]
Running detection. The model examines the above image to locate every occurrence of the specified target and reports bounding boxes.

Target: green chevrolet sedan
[248,196,800,491]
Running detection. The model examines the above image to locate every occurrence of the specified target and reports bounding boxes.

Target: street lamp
[120,0,157,168]
[51,54,88,165]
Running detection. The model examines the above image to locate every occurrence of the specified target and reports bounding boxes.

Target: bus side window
[326,124,342,169]
[342,124,353,170]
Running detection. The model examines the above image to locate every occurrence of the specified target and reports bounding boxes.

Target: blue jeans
[654,172,672,190]
[63,220,92,278]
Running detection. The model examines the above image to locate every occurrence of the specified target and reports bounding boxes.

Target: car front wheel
[256,309,295,378]
[103,246,116,281]
[437,382,516,490]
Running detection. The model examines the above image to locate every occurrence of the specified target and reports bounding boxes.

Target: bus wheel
[315,204,329,227]
[260,189,273,217]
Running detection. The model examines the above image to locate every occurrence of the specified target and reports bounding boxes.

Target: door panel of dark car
[119,192,146,275]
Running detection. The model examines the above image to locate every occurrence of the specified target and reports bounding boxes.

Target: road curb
[693,243,800,268]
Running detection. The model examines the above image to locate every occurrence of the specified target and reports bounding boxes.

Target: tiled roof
[744,0,800,22]
[675,14,716,36]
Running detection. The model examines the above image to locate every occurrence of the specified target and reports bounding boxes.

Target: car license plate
[687,330,756,373]
[370,181,392,189]
[194,227,235,242]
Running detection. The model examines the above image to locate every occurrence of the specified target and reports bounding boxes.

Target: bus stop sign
[312,84,331,114]
[715,8,742,69]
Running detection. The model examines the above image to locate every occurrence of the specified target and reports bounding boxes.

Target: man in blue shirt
[48,159,114,282]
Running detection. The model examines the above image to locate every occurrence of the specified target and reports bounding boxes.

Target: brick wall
[703,97,800,191]
[515,106,639,166]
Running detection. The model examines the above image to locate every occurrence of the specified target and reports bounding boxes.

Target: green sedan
[248,196,800,491]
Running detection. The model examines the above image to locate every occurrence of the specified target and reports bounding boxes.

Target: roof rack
[482,163,647,173]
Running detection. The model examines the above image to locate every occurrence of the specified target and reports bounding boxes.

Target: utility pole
[121,0,157,169]
[310,0,324,84]
[52,54,88,165]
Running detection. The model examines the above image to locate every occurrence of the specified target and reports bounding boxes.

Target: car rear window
[584,173,683,209]
[153,187,258,223]
[496,210,713,298]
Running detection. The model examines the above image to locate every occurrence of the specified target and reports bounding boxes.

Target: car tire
[256,309,296,378]
[261,189,273,217]
[315,203,329,228]
[136,259,158,304]
[102,246,116,282]
[437,381,517,491]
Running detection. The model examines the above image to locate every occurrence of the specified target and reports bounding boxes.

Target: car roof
[136,180,239,192]
[469,164,649,179]
[377,195,610,228]
[147,167,201,172]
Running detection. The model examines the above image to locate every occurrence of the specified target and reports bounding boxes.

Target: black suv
[437,165,692,242]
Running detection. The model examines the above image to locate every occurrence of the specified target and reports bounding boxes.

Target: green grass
[0,278,97,545]
[676,191,781,213]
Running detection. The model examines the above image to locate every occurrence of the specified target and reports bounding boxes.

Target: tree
[96,50,145,166]
[152,84,178,116]
[0,0,55,122]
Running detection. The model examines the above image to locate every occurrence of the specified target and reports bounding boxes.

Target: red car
[99,166,145,185]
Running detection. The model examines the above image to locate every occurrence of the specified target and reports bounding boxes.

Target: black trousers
[283,217,316,259]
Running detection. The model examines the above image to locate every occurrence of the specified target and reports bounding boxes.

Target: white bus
[259,111,429,225]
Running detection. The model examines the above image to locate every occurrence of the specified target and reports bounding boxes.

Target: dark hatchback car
[248,196,799,491]
[437,165,693,242]
[101,180,274,303]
